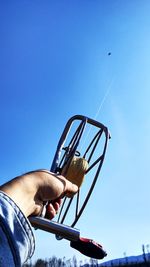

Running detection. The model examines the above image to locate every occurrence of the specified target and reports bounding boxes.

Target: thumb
[65,184,78,198]
[61,178,78,198]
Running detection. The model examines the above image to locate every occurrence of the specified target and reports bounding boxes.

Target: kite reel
[30,115,110,259]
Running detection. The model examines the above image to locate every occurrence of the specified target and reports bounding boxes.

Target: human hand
[0,170,78,218]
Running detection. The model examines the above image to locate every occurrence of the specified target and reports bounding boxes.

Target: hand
[0,170,78,218]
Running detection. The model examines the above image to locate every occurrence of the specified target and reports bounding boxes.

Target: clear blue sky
[1,0,150,264]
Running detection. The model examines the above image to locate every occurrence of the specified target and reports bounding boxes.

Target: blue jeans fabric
[0,191,35,267]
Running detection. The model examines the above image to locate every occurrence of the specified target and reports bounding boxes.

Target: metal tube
[29,217,80,242]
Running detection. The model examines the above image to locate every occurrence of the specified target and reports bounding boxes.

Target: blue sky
[1,0,150,264]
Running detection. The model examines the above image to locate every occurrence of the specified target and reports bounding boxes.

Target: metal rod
[29,217,80,242]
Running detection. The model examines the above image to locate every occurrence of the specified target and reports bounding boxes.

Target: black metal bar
[71,128,110,227]
[76,189,80,218]
[87,130,103,163]
[59,197,73,224]
[86,155,103,174]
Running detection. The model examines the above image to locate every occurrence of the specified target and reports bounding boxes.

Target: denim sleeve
[0,191,35,267]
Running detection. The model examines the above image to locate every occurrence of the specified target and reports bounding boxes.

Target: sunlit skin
[0,170,78,219]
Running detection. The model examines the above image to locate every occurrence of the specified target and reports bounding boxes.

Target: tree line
[23,245,150,267]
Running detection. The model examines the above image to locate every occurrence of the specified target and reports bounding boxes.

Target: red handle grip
[70,237,107,259]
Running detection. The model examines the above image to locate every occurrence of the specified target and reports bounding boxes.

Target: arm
[0,170,78,266]
[0,170,78,218]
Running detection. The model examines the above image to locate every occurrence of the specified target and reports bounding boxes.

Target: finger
[51,198,62,206]
[51,199,62,212]
[57,198,62,205]
[45,199,62,219]
[64,182,79,198]
[33,201,44,216]
[56,175,79,196]
[46,203,56,220]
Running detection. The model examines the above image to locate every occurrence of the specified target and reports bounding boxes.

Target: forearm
[0,174,39,217]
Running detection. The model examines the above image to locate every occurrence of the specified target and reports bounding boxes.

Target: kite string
[79,77,115,152]
[94,77,115,120]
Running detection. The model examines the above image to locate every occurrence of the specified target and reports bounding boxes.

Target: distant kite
[108,52,111,56]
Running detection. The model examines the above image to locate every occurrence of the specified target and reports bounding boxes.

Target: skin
[0,170,78,219]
